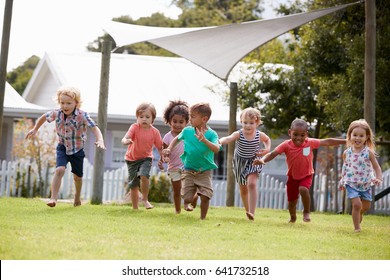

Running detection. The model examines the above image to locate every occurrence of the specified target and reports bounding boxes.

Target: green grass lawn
[0,197,389,260]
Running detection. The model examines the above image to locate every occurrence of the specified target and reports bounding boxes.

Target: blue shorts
[56,144,85,177]
[345,184,372,201]
[126,158,152,189]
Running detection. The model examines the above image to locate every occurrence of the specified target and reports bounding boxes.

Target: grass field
[0,197,389,260]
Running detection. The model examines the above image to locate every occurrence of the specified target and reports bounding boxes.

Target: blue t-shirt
[177,126,218,171]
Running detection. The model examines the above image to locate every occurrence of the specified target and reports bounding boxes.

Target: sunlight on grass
[0,198,389,260]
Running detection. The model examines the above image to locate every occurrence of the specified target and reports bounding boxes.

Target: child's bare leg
[288,199,298,223]
[73,174,83,206]
[140,176,153,209]
[239,185,249,213]
[191,193,198,209]
[199,194,210,220]
[130,187,139,209]
[247,174,258,217]
[360,200,371,224]
[171,180,182,214]
[351,197,363,231]
[47,166,65,207]
[299,186,311,222]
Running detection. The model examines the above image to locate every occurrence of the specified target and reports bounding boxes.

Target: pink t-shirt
[163,131,184,171]
[275,138,321,180]
[124,123,163,161]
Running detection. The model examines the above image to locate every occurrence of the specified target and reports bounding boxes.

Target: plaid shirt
[45,108,96,155]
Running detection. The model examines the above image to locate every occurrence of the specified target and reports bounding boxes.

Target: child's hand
[158,159,164,170]
[162,148,171,158]
[372,178,383,186]
[253,158,265,166]
[338,180,345,190]
[122,138,133,145]
[256,149,269,157]
[25,129,38,140]
[95,139,106,150]
[195,127,206,142]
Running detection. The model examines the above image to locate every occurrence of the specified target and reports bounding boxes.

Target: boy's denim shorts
[56,144,85,177]
[345,184,372,201]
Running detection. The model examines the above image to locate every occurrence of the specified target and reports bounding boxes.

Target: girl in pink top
[159,100,198,213]
[122,102,163,210]
[339,119,382,232]
[255,119,345,223]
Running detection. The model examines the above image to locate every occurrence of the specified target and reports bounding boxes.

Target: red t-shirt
[275,138,321,180]
[124,123,162,161]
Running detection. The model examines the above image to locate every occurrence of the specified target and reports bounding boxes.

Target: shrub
[148,173,171,203]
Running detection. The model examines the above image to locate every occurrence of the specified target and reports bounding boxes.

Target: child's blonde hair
[240,107,262,126]
[346,119,376,151]
[56,86,82,109]
[136,102,157,122]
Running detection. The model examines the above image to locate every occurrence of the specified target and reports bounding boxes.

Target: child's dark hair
[163,100,189,124]
[190,103,212,119]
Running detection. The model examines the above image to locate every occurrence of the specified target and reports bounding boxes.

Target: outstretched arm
[258,132,271,157]
[25,114,46,140]
[219,131,240,145]
[163,135,179,159]
[91,126,106,150]
[253,150,279,165]
[320,138,346,147]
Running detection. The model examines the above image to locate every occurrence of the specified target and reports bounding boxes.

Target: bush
[148,173,172,203]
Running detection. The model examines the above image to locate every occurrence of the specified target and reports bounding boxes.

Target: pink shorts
[286,175,313,202]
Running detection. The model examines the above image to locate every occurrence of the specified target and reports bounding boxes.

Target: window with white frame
[111,131,127,168]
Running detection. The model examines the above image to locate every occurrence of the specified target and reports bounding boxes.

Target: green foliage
[1,198,389,259]
[6,55,40,94]
[148,173,172,203]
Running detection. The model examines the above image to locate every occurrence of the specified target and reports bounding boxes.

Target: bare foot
[354,228,361,233]
[46,200,56,207]
[143,200,154,209]
[184,203,194,211]
[289,215,297,223]
[73,200,81,207]
[246,212,254,221]
[303,212,311,222]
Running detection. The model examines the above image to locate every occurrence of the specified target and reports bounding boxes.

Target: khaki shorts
[167,169,183,182]
[181,170,213,201]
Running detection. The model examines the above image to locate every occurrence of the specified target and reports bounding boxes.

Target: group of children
[25,86,383,231]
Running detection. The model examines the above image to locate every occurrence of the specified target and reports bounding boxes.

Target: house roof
[23,52,236,122]
[4,82,46,118]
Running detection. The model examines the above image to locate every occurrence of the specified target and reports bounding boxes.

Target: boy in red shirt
[255,119,345,223]
[122,102,163,210]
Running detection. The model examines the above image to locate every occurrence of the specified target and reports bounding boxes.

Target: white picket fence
[1,159,389,213]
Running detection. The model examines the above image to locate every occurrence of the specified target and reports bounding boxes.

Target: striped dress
[233,130,263,185]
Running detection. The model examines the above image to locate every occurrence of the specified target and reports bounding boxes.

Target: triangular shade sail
[104,1,360,81]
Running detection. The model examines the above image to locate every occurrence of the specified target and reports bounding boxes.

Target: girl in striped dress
[219,107,271,220]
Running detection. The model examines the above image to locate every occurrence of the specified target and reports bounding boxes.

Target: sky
[0,0,287,71]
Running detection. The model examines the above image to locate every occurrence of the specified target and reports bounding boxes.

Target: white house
[11,51,287,179]
[1,82,47,160]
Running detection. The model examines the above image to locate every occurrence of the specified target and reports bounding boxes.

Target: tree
[6,55,40,95]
